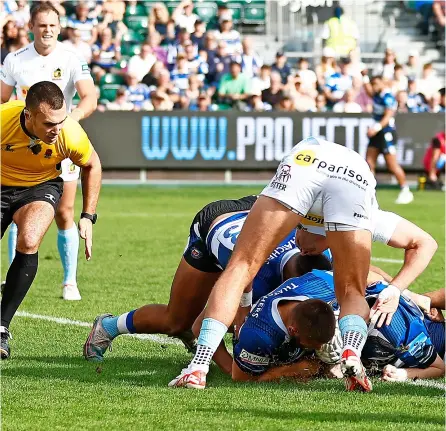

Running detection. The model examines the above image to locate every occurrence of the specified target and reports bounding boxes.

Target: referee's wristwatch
[80,212,98,224]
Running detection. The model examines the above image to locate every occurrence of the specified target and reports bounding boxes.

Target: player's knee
[55,204,74,226]
[17,232,41,253]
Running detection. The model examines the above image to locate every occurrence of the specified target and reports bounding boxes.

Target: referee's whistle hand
[78,218,93,261]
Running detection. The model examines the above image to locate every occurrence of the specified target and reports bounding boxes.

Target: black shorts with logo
[183,195,257,272]
[1,177,64,238]
[368,129,398,155]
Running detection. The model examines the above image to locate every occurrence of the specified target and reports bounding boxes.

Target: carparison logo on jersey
[294,150,369,186]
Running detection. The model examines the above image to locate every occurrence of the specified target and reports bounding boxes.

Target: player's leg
[1,201,56,358]
[7,223,17,264]
[83,258,218,361]
[56,160,81,300]
[365,146,380,175]
[384,150,413,204]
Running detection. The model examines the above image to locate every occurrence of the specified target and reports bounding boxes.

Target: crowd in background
[1,0,445,113]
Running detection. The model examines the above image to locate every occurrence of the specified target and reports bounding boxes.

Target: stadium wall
[82,112,445,177]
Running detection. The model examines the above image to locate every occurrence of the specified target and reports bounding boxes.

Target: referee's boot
[0,326,11,359]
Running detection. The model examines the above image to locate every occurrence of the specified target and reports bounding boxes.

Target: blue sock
[339,314,368,356]
[57,223,79,285]
[102,310,136,338]
[190,318,228,371]
[8,223,17,265]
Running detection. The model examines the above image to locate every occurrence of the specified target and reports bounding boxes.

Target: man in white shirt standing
[172,0,198,34]
[0,2,97,301]
[63,27,93,64]
[127,42,157,82]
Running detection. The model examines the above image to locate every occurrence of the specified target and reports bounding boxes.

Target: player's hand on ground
[78,218,93,261]
[382,365,408,382]
[369,284,401,328]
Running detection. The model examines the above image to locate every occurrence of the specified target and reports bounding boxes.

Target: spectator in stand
[207,4,229,31]
[191,20,206,51]
[183,40,200,72]
[67,2,98,46]
[12,0,30,29]
[183,74,202,106]
[103,86,134,111]
[287,77,316,112]
[91,27,121,81]
[424,131,446,184]
[203,31,218,55]
[207,40,232,87]
[142,61,165,87]
[49,0,66,17]
[396,90,410,113]
[391,64,409,93]
[251,64,271,92]
[244,88,272,112]
[218,60,251,107]
[215,16,241,56]
[333,88,362,113]
[172,0,198,34]
[151,90,174,111]
[166,28,196,69]
[3,20,18,51]
[353,74,373,112]
[128,42,157,82]
[9,27,29,52]
[405,51,420,80]
[262,71,284,107]
[439,87,445,111]
[373,48,397,81]
[1,33,8,64]
[316,47,336,88]
[170,53,191,93]
[407,79,428,112]
[324,57,353,109]
[147,32,168,66]
[313,93,328,112]
[417,62,442,100]
[0,3,13,33]
[271,51,291,84]
[148,69,180,105]
[191,92,213,111]
[433,0,446,48]
[162,19,176,46]
[428,91,442,113]
[196,49,209,81]
[63,27,93,64]
[239,37,262,78]
[125,73,152,111]
[296,57,318,98]
[148,3,170,37]
[277,96,296,112]
[321,5,359,57]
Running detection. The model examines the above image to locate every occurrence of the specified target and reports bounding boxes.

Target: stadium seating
[242,1,266,25]
[99,73,126,102]
[195,2,218,22]
[123,15,149,33]
[124,3,147,17]
[121,29,145,43]
[226,2,242,24]
[120,41,142,57]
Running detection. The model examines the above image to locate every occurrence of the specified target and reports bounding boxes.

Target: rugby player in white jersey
[0,2,97,301]
[169,136,437,392]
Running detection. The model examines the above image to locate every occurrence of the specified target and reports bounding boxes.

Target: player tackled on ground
[0,81,102,359]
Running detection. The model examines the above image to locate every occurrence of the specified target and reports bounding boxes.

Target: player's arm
[72,79,98,121]
[0,56,16,103]
[423,288,445,310]
[257,358,323,382]
[368,265,392,283]
[429,138,442,181]
[382,354,445,381]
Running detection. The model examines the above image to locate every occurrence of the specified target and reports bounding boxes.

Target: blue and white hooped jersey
[206,212,332,301]
[233,270,337,375]
[372,91,397,131]
[363,282,439,369]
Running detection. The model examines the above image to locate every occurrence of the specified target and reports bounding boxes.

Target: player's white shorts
[261,137,377,234]
[59,158,80,182]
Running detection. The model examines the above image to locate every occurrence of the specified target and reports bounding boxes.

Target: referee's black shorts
[1,177,64,238]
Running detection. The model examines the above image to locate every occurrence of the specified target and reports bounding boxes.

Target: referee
[0,81,102,359]
[0,2,97,301]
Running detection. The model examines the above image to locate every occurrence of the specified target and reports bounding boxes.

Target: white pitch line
[371,257,404,264]
[15,311,180,345]
[405,379,445,391]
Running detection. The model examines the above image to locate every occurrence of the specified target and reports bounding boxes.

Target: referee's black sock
[1,251,38,328]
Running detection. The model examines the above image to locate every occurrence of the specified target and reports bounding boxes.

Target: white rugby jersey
[0,41,93,111]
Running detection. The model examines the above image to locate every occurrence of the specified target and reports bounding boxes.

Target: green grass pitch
[1,187,444,431]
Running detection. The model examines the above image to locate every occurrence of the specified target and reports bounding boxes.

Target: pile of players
[84,188,444,389]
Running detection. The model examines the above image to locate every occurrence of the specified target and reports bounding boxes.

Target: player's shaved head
[26,81,65,112]
[292,299,335,347]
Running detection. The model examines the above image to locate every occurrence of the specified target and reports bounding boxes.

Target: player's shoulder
[4,43,33,64]
[0,100,25,115]
[60,117,90,145]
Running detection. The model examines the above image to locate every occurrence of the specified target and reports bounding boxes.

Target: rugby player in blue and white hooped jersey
[363,283,445,382]
[363,75,414,205]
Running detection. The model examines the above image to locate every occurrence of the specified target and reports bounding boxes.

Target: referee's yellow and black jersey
[1,101,93,187]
